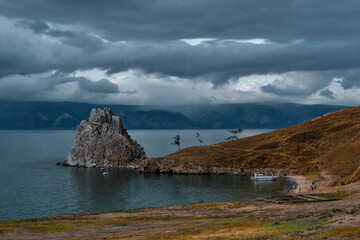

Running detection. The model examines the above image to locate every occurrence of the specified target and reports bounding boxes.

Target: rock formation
[62,108,146,168]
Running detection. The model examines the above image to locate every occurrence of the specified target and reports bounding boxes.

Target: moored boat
[250,173,278,181]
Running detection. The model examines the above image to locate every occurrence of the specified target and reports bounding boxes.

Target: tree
[196,132,204,146]
[172,134,181,150]
[226,128,243,141]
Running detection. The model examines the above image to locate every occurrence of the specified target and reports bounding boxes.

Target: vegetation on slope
[152,107,360,181]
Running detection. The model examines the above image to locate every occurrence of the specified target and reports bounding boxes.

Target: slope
[140,106,360,180]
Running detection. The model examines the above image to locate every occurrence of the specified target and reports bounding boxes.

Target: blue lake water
[0,129,291,221]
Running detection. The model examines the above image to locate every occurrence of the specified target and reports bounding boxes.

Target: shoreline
[286,174,340,194]
[0,173,304,222]
[286,175,310,193]
[1,180,359,239]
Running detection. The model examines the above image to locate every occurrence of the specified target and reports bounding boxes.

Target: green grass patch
[267,220,323,235]
[315,192,347,200]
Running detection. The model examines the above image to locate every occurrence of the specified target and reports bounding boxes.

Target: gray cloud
[46,72,120,94]
[2,21,360,87]
[340,77,360,90]
[0,1,360,105]
[260,72,334,97]
[77,78,119,93]
[0,71,120,103]
[261,84,300,96]
[16,20,75,37]
[319,89,335,99]
[1,0,359,42]
[15,19,104,52]
[2,17,360,86]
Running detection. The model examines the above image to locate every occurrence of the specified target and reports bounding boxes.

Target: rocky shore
[138,158,294,176]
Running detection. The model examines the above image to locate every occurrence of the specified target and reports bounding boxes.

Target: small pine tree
[196,132,204,146]
[172,135,181,150]
[226,128,243,141]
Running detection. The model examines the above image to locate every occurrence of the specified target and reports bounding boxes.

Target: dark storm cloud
[261,84,297,96]
[82,40,360,86]
[340,77,360,89]
[2,27,360,87]
[319,89,335,99]
[0,71,120,103]
[77,78,119,93]
[44,72,78,90]
[46,72,120,94]
[1,0,360,41]
[0,0,360,104]
[61,34,104,52]
[16,20,75,37]
[260,71,335,97]
[260,84,313,97]
[16,19,104,52]
[1,0,360,81]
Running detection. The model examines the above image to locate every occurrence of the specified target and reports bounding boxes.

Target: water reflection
[0,129,291,221]
[68,167,292,214]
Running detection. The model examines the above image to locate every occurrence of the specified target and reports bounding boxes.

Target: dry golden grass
[153,106,360,181]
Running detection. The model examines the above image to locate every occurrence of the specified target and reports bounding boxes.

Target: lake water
[0,129,291,221]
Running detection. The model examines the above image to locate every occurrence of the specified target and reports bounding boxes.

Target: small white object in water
[102,172,109,175]
[250,173,278,181]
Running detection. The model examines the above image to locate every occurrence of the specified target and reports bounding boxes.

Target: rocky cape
[138,106,360,183]
[61,108,146,168]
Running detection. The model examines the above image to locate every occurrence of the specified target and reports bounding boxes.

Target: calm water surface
[0,129,291,220]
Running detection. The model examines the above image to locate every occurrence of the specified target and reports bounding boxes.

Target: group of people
[298,180,318,193]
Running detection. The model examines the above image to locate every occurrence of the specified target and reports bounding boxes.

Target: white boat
[250,173,278,181]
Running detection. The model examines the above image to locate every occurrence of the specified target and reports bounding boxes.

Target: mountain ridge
[0,99,348,130]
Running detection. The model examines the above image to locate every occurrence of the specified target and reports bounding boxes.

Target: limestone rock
[62,108,146,168]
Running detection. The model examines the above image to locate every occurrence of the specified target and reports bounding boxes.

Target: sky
[0,0,360,106]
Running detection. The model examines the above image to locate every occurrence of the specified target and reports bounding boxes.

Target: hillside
[140,107,360,182]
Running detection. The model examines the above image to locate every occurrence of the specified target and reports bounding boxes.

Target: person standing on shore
[299,185,301,193]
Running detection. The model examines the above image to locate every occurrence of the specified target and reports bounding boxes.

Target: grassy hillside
[150,106,360,180]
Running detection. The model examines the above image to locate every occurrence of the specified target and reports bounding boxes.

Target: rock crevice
[62,108,146,168]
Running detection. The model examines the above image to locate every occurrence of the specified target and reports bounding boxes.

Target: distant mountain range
[0,99,348,129]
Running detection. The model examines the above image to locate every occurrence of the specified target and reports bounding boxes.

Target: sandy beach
[287,173,340,193]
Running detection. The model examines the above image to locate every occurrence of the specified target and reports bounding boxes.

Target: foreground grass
[1,193,360,239]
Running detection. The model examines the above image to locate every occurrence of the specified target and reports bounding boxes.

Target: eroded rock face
[138,159,294,176]
[62,108,146,168]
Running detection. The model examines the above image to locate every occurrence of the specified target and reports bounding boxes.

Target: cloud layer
[0,0,360,105]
